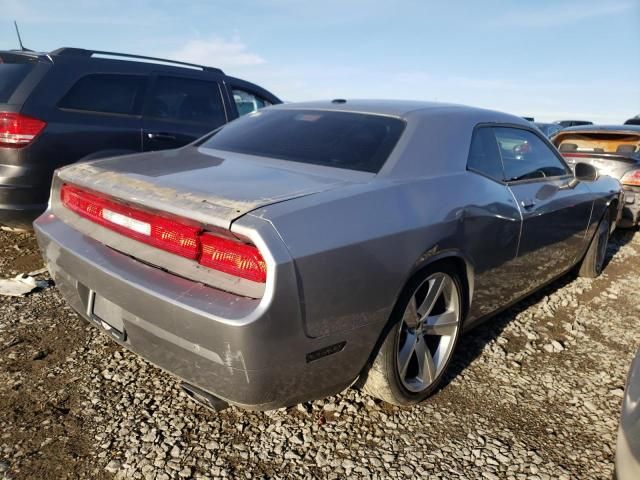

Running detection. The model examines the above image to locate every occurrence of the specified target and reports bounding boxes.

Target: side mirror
[574,162,598,182]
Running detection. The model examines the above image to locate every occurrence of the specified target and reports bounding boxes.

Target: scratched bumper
[33,212,371,410]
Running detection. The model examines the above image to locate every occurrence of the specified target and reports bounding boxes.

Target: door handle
[520,199,536,209]
[147,132,176,141]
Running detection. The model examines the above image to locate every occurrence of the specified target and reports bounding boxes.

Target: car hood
[56,146,360,229]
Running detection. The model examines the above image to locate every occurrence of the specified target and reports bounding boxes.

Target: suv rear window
[201,109,405,173]
[0,54,37,102]
[59,74,146,115]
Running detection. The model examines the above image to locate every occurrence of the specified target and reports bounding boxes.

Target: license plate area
[90,292,127,341]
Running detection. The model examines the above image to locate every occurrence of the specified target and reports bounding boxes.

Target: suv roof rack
[49,47,224,74]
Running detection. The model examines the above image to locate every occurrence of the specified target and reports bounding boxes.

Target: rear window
[556,133,640,156]
[0,54,37,102]
[201,109,405,173]
[58,74,147,115]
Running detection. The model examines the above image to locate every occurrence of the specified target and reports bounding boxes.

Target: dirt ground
[0,228,638,479]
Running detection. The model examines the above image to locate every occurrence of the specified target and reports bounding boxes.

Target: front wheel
[579,214,610,278]
[362,265,463,406]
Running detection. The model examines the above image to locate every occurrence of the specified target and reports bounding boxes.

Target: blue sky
[1,0,639,123]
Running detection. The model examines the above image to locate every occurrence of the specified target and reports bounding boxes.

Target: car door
[50,72,147,163]
[142,73,229,151]
[463,126,523,320]
[496,126,593,287]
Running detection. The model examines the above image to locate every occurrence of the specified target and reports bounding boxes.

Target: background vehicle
[625,115,640,126]
[0,47,281,229]
[534,122,563,137]
[617,349,640,480]
[556,120,593,128]
[552,125,640,227]
[34,100,621,410]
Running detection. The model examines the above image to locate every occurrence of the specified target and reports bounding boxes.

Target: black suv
[0,47,281,228]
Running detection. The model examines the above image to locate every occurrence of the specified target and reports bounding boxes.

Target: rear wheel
[579,214,610,278]
[362,265,463,406]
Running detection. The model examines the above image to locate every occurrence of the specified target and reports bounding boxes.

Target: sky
[1,0,639,124]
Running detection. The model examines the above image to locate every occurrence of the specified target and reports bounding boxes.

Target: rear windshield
[556,133,640,156]
[0,54,37,102]
[201,109,405,173]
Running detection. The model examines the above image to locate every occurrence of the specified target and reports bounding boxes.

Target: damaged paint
[58,148,353,229]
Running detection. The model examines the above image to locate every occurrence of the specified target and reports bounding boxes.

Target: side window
[232,88,272,116]
[146,76,226,126]
[494,127,569,182]
[59,74,146,115]
[467,127,504,181]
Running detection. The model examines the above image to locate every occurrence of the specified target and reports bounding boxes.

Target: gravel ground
[0,228,638,479]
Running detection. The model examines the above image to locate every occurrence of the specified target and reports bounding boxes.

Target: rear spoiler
[0,50,52,63]
[561,152,639,164]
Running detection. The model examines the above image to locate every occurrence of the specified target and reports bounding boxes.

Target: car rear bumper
[0,198,45,229]
[620,187,640,227]
[0,149,51,228]
[33,212,379,409]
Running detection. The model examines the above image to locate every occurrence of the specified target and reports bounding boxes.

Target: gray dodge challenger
[34,100,622,410]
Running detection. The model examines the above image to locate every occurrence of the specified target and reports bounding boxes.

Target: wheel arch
[407,250,474,321]
[356,249,474,384]
[607,197,620,233]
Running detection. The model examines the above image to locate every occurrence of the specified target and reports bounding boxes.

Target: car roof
[558,124,640,134]
[268,99,530,124]
[0,47,224,74]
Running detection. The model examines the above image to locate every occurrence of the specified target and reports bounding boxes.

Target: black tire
[579,214,610,278]
[362,263,463,406]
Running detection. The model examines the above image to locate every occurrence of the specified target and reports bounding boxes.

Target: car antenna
[14,21,32,52]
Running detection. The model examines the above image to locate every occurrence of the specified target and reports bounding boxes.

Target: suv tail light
[60,184,267,283]
[0,112,46,147]
[621,169,640,187]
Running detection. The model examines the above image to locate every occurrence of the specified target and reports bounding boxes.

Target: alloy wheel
[396,272,461,393]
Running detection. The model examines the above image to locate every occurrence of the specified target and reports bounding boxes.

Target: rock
[105,460,121,473]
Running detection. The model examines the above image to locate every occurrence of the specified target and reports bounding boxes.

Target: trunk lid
[553,130,640,179]
[561,152,639,179]
[56,145,361,229]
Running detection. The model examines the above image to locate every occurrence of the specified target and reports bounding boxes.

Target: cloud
[494,0,635,27]
[167,37,266,69]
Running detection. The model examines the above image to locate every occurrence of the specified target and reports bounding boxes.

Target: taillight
[621,169,640,187]
[200,233,267,283]
[60,184,267,283]
[0,112,46,147]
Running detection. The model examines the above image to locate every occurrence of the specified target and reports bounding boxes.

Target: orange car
[552,125,640,227]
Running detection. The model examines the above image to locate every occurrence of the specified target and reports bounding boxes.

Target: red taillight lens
[61,184,201,258]
[0,112,46,147]
[60,184,268,283]
[199,233,267,283]
[621,169,640,187]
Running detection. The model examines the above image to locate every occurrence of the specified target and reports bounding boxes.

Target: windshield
[201,109,405,173]
[0,54,37,103]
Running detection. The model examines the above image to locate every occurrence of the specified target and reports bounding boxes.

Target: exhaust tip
[181,382,228,412]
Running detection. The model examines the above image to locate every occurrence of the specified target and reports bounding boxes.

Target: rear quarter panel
[251,172,522,338]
